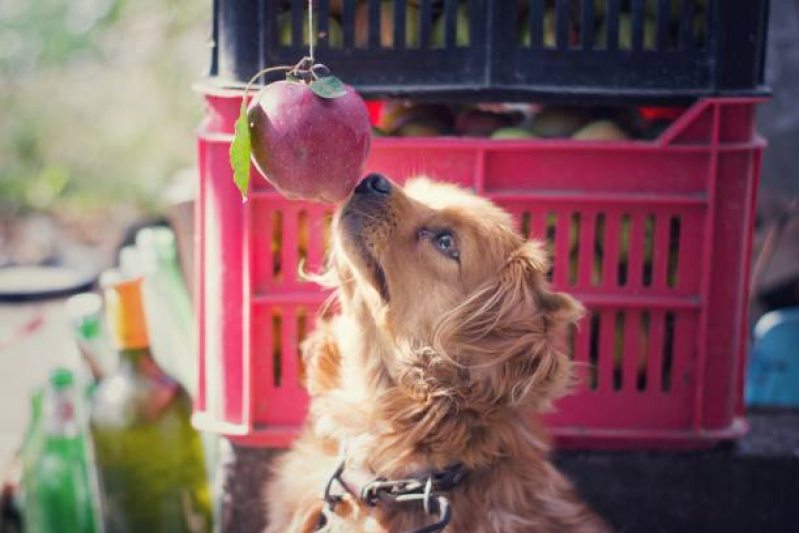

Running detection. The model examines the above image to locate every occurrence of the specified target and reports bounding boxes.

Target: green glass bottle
[90,272,211,533]
[23,369,103,533]
[20,388,44,533]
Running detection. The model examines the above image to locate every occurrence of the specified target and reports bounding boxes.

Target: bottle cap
[49,368,75,390]
[101,270,150,350]
[65,292,103,339]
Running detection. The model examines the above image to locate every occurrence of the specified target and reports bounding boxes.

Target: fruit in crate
[519,8,557,47]
[572,120,629,141]
[596,14,657,49]
[355,0,420,47]
[432,2,470,47]
[379,103,454,136]
[529,106,589,138]
[491,127,537,140]
[278,11,343,47]
[396,120,447,137]
[455,108,524,137]
[232,63,372,203]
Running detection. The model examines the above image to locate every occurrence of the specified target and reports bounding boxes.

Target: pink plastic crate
[193,91,765,449]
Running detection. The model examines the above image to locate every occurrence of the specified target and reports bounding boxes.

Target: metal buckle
[320,463,462,533]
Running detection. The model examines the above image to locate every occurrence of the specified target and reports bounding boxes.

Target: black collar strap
[317,462,469,533]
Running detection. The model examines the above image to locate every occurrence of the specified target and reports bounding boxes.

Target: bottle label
[104,277,150,350]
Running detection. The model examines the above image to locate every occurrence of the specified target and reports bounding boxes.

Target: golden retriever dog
[265,174,610,532]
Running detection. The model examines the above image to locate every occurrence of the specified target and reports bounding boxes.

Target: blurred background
[1,0,798,531]
[0,0,209,459]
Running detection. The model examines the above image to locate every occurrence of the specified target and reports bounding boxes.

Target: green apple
[278,12,343,47]
[529,106,589,138]
[572,120,629,141]
[432,2,470,47]
[355,1,420,48]
[491,127,537,140]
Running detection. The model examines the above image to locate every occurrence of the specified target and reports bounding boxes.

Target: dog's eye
[436,232,459,260]
[418,228,460,260]
[437,233,453,251]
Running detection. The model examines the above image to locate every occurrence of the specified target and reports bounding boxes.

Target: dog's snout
[355,173,391,196]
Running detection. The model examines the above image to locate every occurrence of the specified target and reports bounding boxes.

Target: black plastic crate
[208,0,770,102]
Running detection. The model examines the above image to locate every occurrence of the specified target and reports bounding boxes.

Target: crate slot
[592,213,606,287]
[617,214,631,287]
[272,309,283,387]
[613,310,625,390]
[642,214,655,287]
[342,0,357,48]
[568,212,581,286]
[588,311,601,390]
[520,211,532,238]
[297,307,308,383]
[638,311,651,390]
[662,310,675,391]
[298,210,309,269]
[667,215,681,288]
[545,212,557,280]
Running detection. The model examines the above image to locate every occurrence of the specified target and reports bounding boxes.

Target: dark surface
[208,0,770,102]
[556,411,799,533]
[218,412,799,533]
[217,442,280,533]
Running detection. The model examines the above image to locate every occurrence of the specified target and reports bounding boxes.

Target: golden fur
[264,177,610,532]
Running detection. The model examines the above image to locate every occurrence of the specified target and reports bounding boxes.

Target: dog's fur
[264,177,610,532]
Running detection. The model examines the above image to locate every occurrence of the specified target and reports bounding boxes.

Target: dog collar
[316,460,468,532]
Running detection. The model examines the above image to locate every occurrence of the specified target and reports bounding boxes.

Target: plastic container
[207,0,770,102]
[193,92,765,449]
[746,307,799,408]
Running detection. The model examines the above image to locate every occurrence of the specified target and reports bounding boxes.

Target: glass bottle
[23,369,103,533]
[90,272,211,533]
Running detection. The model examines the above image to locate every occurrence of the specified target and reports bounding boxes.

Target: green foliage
[230,100,252,199]
[0,0,210,214]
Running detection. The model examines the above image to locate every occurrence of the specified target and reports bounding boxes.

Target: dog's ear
[435,241,584,409]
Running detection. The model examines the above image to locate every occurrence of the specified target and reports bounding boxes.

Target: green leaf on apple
[310,75,347,99]
[230,99,252,199]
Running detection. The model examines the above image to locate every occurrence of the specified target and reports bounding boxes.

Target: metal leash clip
[318,463,466,533]
[360,466,465,533]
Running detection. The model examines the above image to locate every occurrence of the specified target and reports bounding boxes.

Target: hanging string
[308,0,315,63]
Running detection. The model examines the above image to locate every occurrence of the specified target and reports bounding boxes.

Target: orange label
[104,276,150,350]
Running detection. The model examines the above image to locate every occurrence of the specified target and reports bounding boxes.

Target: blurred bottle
[21,369,103,533]
[90,272,211,533]
[134,226,195,397]
[66,293,117,381]
[19,389,43,533]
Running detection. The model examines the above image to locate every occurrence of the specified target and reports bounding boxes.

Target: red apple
[247,80,372,204]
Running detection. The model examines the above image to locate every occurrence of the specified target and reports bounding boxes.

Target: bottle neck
[43,388,80,439]
[118,346,171,381]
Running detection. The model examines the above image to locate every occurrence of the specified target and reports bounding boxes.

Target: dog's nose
[354,173,391,196]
